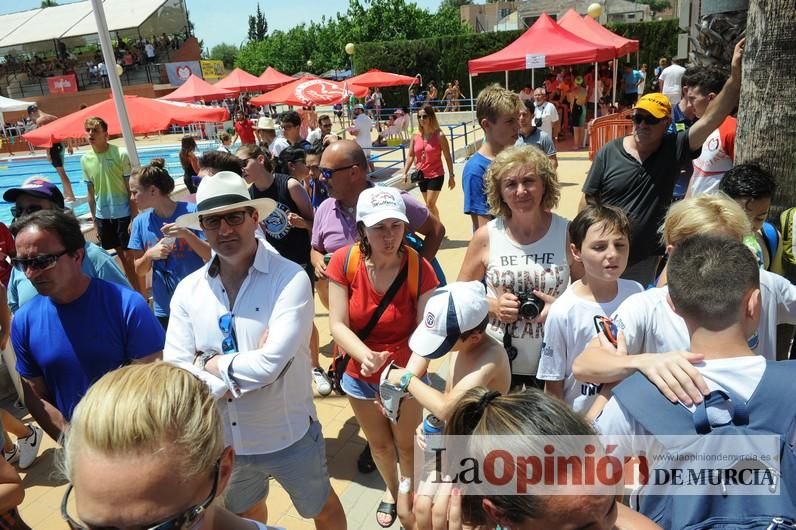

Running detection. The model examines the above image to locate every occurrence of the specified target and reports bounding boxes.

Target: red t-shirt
[326,244,439,383]
[234,119,256,145]
[0,223,14,287]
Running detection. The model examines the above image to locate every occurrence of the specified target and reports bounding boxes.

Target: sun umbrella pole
[594,62,598,118]
[612,58,617,108]
[468,74,475,119]
[505,71,509,90]
[89,0,140,167]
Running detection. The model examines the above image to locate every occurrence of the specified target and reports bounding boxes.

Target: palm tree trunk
[734,0,796,221]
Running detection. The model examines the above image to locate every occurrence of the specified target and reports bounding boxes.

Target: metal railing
[445,119,482,162]
[367,144,407,181]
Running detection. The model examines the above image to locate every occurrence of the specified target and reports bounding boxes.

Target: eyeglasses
[319,164,357,180]
[10,249,69,273]
[62,461,220,530]
[631,113,664,125]
[219,313,238,354]
[417,114,429,119]
[11,204,43,218]
[198,210,251,231]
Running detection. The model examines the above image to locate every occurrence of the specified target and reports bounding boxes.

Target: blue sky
[2,0,444,50]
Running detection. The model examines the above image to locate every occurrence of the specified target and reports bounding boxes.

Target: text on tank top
[485,214,570,376]
[250,173,311,265]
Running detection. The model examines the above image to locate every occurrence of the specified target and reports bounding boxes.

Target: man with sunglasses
[10,209,164,443]
[165,172,346,529]
[581,39,745,286]
[3,177,130,313]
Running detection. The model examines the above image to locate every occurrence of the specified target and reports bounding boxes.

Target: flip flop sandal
[376,500,397,528]
[379,362,407,423]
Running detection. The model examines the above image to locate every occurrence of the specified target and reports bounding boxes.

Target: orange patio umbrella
[250,77,368,106]
[347,68,419,88]
[23,96,229,147]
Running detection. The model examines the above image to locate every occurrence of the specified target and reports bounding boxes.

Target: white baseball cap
[409,281,489,359]
[356,187,408,227]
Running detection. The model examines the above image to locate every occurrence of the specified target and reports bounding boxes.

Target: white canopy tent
[0,0,179,50]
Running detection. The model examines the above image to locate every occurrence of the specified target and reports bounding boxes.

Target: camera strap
[503,323,518,370]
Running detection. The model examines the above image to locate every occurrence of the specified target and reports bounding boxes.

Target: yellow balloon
[115,63,124,76]
[588,2,603,17]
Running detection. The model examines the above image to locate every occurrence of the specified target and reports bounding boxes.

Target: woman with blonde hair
[60,362,276,529]
[402,103,455,221]
[459,145,580,389]
[573,193,796,404]
[397,387,660,530]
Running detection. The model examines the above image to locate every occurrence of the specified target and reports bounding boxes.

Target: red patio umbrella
[258,67,295,90]
[160,74,237,102]
[250,77,368,107]
[214,68,266,93]
[22,96,229,147]
[347,68,419,88]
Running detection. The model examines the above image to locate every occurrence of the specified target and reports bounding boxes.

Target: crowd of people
[0,33,795,530]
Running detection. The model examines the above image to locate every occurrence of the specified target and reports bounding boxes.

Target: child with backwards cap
[383,281,511,423]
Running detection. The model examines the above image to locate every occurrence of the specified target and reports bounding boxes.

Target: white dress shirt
[165,239,316,455]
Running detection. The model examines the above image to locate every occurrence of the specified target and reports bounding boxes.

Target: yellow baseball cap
[634,93,672,119]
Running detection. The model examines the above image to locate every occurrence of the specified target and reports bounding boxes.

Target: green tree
[248,3,268,42]
[40,0,58,6]
[210,43,239,68]
[439,0,472,8]
[635,0,671,14]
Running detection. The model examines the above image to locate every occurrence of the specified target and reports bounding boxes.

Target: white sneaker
[3,443,19,465]
[18,425,43,469]
[312,368,332,397]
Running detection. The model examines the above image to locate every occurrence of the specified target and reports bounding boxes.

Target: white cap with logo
[356,187,409,227]
[409,281,489,359]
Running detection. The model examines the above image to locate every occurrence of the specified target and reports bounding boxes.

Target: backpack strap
[611,372,700,439]
[343,244,361,285]
[760,222,780,264]
[405,244,420,300]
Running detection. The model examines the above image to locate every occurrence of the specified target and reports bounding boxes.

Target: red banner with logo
[47,74,78,94]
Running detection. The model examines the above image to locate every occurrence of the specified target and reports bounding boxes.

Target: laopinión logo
[413,434,781,497]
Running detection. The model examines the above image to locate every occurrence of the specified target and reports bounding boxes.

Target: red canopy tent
[214,68,266,94]
[559,10,640,105]
[23,96,229,147]
[159,74,236,102]
[258,67,295,90]
[468,13,615,74]
[347,69,419,88]
[250,77,368,107]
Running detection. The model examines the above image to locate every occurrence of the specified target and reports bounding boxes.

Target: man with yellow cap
[579,39,745,286]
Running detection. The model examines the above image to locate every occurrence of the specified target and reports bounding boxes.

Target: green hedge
[354,19,680,107]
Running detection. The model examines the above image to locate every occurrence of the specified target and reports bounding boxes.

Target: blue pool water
[0,143,214,225]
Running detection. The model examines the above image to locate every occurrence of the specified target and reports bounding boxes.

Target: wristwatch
[196,350,220,371]
[399,372,415,392]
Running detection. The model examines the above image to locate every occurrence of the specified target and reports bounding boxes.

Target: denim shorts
[341,372,430,400]
[225,419,331,517]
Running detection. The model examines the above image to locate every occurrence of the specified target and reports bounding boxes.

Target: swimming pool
[0,142,215,225]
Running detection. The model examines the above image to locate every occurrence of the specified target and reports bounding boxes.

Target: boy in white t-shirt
[537,204,643,414]
[595,234,796,526]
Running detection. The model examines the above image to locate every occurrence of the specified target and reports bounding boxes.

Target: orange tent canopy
[160,74,236,102]
[258,67,295,90]
[214,68,266,93]
[347,69,418,88]
[558,9,639,57]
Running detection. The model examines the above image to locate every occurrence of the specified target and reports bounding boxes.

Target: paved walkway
[12,138,593,529]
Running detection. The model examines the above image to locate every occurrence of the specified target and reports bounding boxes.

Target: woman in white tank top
[459,146,580,386]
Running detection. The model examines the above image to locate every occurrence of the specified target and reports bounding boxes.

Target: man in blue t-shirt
[4,177,131,313]
[463,84,523,232]
[621,64,644,108]
[10,210,164,442]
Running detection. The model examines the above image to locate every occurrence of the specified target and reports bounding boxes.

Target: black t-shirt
[249,173,311,266]
[582,131,699,264]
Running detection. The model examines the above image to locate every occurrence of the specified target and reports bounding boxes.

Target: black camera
[533,117,543,128]
[516,291,545,320]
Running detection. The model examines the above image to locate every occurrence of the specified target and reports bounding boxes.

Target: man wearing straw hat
[164,171,346,529]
